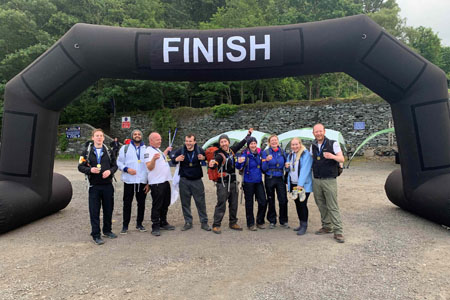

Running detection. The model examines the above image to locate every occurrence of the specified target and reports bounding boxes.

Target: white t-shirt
[144,147,172,184]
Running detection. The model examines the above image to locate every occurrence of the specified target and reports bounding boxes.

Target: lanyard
[291,152,296,172]
[318,140,327,157]
[133,143,141,160]
[151,146,166,161]
[187,151,195,164]
[94,147,103,165]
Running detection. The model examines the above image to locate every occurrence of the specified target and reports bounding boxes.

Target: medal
[317,157,321,160]
[97,164,101,168]
[189,163,193,167]
[138,159,141,163]
[257,165,260,169]
[276,163,279,167]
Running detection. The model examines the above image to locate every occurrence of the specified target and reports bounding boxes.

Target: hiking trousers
[313,177,343,234]
[213,181,238,227]
[265,176,288,225]
[243,182,267,227]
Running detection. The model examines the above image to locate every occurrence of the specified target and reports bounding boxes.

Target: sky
[396,0,450,46]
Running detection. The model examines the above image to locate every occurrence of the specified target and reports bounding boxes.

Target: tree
[405,26,442,65]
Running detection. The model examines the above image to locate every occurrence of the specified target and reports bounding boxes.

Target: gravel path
[0,159,448,300]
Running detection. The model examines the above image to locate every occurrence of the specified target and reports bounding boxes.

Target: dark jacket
[171,144,205,180]
[236,148,263,183]
[261,147,286,177]
[78,144,118,185]
[311,136,339,178]
[211,136,249,182]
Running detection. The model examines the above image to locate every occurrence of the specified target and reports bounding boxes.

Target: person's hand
[197,154,205,160]
[285,162,290,168]
[153,153,161,161]
[102,170,111,178]
[144,184,150,194]
[266,155,273,161]
[175,155,185,162]
[248,128,254,135]
[164,147,172,155]
[323,152,335,160]
[90,167,100,174]
[127,168,136,175]
[238,157,245,163]
[209,160,216,168]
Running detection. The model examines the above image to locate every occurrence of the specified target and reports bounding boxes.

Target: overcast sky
[396,0,450,46]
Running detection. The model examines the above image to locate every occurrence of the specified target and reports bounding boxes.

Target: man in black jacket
[172,134,210,231]
[78,129,118,245]
[208,128,253,234]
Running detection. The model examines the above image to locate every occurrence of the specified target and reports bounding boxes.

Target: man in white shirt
[145,132,174,236]
[116,129,149,234]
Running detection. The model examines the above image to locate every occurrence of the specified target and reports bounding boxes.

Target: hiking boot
[269,223,276,229]
[315,227,333,235]
[201,223,211,231]
[120,227,128,235]
[161,224,175,230]
[151,230,161,236]
[248,225,257,231]
[334,233,345,243]
[280,223,290,229]
[293,225,301,231]
[256,224,266,230]
[103,232,117,239]
[181,223,193,231]
[297,221,308,236]
[229,224,243,231]
[136,225,147,232]
[93,237,104,245]
[212,227,221,234]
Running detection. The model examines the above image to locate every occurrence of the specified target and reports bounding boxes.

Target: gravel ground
[0,159,448,300]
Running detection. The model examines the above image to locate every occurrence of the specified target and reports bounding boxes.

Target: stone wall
[109,98,396,155]
[56,123,115,155]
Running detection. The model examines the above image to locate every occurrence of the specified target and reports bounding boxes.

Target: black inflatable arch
[1,15,449,233]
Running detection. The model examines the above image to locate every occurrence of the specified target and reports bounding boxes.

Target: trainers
[161,224,175,230]
[269,223,276,229]
[151,230,161,236]
[212,227,221,234]
[229,224,243,231]
[201,223,211,231]
[334,233,345,243]
[181,223,193,231]
[256,224,266,230]
[93,237,104,245]
[248,225,257,231]
[315,227,333,235]
[120,227,128,235]
[280,223,290,229]
[136,225,147,232]
[103,232,117,239]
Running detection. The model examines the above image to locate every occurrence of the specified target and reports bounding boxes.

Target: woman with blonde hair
[286,137,313,235]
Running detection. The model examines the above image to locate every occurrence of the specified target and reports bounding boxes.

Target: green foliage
[151,108,177,136]
[58,133,69,152]
[212,103,238,118]
[405,26,442,65]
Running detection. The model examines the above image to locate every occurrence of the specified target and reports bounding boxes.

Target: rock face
[58,99,397,156]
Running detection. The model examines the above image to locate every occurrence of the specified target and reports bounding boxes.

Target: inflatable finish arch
[1,15,449,233]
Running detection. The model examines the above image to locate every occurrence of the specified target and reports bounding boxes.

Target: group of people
[77,123,345,245]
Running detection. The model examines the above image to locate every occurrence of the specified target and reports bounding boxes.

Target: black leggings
[291,183,310,222]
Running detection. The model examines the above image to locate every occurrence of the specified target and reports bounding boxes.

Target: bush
[150,108,177,137]
[58,133,68,152]
[212,104,238,118]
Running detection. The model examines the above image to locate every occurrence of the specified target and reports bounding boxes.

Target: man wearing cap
[208,128,253,234]
[116,129,149,234]
[310,123,345,243]
[145,132,174,236]
[172,134,211,231]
